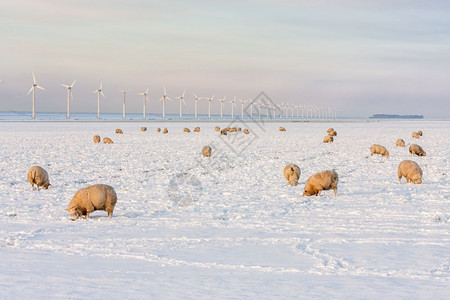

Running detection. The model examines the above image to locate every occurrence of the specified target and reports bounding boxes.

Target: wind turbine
[206,94,215,119]
[229,97,237,119]
[247,97,255,118]
[27,73,46,119]
[118,88,131,119]
[217,96,226,119]
[238,98,246,119]
[60,80,76,119]
[92,82,105,119]
[192,92,204,119]
[159,88,172,119]
[137,88,149,119]
[257,100,263,119]
[175,90,186,119]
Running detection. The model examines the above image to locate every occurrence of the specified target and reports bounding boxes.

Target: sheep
[66,184,117,220]
[163,128,168,134]
[194,127,200,132]
[220,129,227,135]
[115,129,123,134]
[93,135,101,144]
[103,137,113,144]
[417,130,423,136]
[215,126,220,132]
[229,127,236,132]
[141,127,147,132]
[283,164,301,186]
[27,166,50,190]
[202,146,212,157]
[323,135,334,143]
[328,130,337,136]
[237,127,242,132]
[370,144,389,158]
[412,132,420,139]
[156,128,161,133]
[398,160,422,184]
[303,170,339,196]
[183,128,191,133]
[396,138,405,147]
[409,144,426,156]
[243,129,250,134]
[279,127,286,131]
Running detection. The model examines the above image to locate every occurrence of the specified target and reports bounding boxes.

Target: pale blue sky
[1,0,450,117]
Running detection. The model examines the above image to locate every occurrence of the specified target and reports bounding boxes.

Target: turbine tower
[238,98,246,119]
[229,97,237,119]
[60,80,76,119]
[159,87,172,119]
[27,73,46,119]
[175,90,186,119]
[92,82,105,119]
[192,92,204,119]
[118,88,131,119]
[137,88,149,119]
[247,97,255,118]
[207,94,215,119]
[217,96,226,119]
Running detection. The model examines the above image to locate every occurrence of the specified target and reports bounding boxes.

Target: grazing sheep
[163,128,168,134]
[194,127,200,132]
[215,126,220,132]
[417,130,423,136]
[93,135,101,144]
[229,127,236,132]
[327,128,334,134]
[412,132,420,139]
[243,129,250,134]
[396,138,405,147]
[283,164,301,186]
[183,128,191,133]
[156,128,161,133]
[370,144,389,158]
[409,144,426,156]
[220,129,227,136]
[202,146,212,157]
[27,166,50,190]
[103,137,113,144]
[328,130,337,136]
[323,135,334,143]
[303,170,339,196]
[237,127,241,132]
[279,127,286,131]
[141,127,147,132]
[115,129,123,134]
[398,160,422,184]
[66,184,117,220]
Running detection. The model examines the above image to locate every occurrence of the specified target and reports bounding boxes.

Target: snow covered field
[0,120,449,299]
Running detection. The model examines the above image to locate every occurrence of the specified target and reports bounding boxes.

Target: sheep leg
[333,188,337,196]
[108,211,113,218]
[85,213,90,219]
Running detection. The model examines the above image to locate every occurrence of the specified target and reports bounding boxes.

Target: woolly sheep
[279,127,286,131]
[163,128,168,134]
[93,135,101,144]
[66,184,117,220]
[156,128,161,133]
[396,138,405,147]
[417,130,423,136]
[215,126,220,131]
[323,135,334,143]
[409,144,426,156]
[202,146,212,157]
[237,127,241,132]
[303,170,338,196]
[412,132,420,139]
[141,127,147,132]
[194,127,200,132]
[283,164,301,186]
[243,129,250,134]
[370,144,389,158]
[229,127,236,132]
[27,166,51,190]
[398,160,422,184]
[103,137,113,144]
[183,128,191,133]
[115,129,123,134]
[220,129,227,135]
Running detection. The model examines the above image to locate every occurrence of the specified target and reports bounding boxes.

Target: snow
[0,120,449,299]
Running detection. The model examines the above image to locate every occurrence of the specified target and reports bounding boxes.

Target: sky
[1,0,450,118]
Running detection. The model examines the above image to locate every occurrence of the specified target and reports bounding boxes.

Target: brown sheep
[398,160,422,184]
[279,127,286,131]
[396,138,405,147]
[163,128,168,134]
[202,146,212,157]
[370,144,389,158]
[183,128,191,133]
[194,127,200,132]
[243,129,250,134]
[412,132,420,139]
[27,166,51,190]
[303,170,338,196]
[229,127,236,132]
[409,144,426,156]
[215,126,220,132]
[103,137,113,144]
[328,130,337,136]
[93,135,101,144]
[237,127,242,132]
[66,184,117,220]
[417,130,423,136]
[283,164,301,186]
[220,129,227,136]
[156,128,161,133]
[141,127,147,132]
[115,129,123,134]
[323,135,334,143]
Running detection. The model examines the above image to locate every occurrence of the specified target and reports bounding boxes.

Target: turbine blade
[137,93,145,96]
[164,87,167,95]
[27,86,33,95]
[145,88,149,94]
[193,92,198,99]
[166,97,172,101]
[100,82,103,89]
[100,91,105,98]
[93,90,98,93]
[36,85,46,91]
[70,80,76,87]
[61,84,69,88]
[32,73,36,84]
[182,90,185,97]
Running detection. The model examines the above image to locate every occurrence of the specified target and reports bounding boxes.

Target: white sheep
[66,184,117,220]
